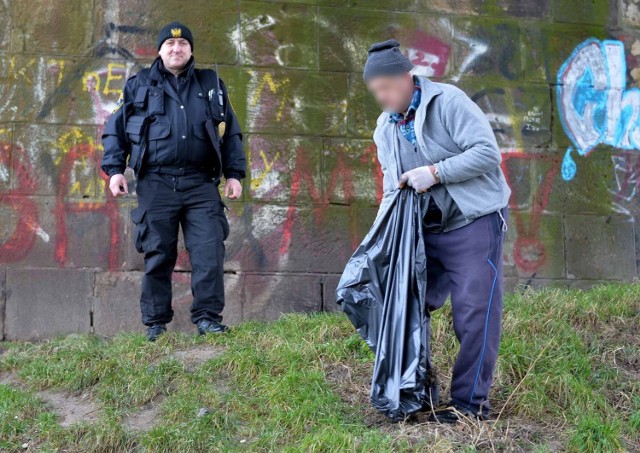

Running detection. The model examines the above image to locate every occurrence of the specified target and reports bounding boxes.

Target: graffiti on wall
[610,150,640,215]
[501,153,561,274]
[557,38,640,181]
[402,29,451,78]
[0,17,544,277]
[3,12,639,283]
[0,58,129,269]
[0,139,39,263]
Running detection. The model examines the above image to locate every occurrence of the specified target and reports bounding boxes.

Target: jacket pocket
[209,201,229,241]
[133,86,149,110]
[220,202,230,241]
[148,121,171,140]
[191,122,215,164]
[130,206,148,253]
[125,115,148,144]
[147,87,164,115]
[147,121,171,164]
[193,122,210,141]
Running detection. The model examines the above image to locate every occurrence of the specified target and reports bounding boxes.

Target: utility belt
[144,163,218,178]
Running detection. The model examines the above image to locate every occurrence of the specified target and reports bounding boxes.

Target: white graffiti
[610,152,640,215]
[450,36,488,82]
[557,38,640,181]
[406,47,443,77]
[438,18,489,82]
[231,14,298,67]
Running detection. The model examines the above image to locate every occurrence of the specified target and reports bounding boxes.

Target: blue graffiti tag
[557,38,640,181]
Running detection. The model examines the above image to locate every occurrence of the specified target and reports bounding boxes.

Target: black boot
[196,319,228,335]
[146,323,167,342]
[428,401,489,424]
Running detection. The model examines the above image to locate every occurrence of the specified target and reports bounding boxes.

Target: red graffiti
[401,30,451,77]
[361,142,384,204]
[279,146,325,255]
[135,47,159,57]
[279,143,383,255]
[0,143,39,262]
[55,144,122,269]
[501,152,561,274]
[0,137,124,269]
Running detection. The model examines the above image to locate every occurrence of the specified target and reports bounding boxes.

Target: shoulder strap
[194,68,228,121]
[131,68,158,90]
[193,69,218,120]
[121,68,157,142]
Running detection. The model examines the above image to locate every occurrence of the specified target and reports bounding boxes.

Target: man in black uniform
[101,22,246,341]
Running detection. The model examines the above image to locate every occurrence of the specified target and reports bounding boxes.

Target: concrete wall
[1,0,639,339]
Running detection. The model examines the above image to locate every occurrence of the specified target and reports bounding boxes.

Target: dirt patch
[593,326,640,377]
[323,362,565,451]
[120,345,228,432]
[122,344,229,432]
[171,344,227,372]
[0,344,227,433]
[0,370,18,386]
[41,390,101,427]
[123,396,164,432]
[0,372,101,426]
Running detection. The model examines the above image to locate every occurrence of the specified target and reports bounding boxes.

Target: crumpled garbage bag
[336,188,430,421]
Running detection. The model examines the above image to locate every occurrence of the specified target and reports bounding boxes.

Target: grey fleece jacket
[374,76,511,223]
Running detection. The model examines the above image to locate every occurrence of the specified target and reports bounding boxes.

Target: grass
[0,283,639,452]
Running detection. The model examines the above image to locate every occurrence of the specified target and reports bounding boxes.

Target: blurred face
[159,38,192,73]
[366,73,415,114]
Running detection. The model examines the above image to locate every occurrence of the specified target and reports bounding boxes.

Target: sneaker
[146,323,167,342]
[196,319,228,335]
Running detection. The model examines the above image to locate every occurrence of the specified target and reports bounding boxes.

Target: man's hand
[398,166,438,193]
[224,178,242,199]
[108,174,129,197]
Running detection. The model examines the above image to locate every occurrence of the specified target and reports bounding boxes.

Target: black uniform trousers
[131,171,229,326]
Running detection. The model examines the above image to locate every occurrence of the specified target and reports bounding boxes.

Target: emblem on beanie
[171,28,182,38]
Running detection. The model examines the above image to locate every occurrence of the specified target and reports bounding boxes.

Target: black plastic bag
[336,188,430,421]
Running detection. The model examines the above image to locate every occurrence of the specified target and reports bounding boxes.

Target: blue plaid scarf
[389,77,421,146]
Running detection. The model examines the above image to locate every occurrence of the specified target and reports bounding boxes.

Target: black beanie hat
[157,22,194,51]
[363,39,413,81]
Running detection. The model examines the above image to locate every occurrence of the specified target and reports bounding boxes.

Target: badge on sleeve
[112,92,124,113]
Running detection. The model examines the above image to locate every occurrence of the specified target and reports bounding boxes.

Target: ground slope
[0,284,638,452]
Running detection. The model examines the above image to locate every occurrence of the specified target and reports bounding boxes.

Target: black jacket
[101,57,245,181]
